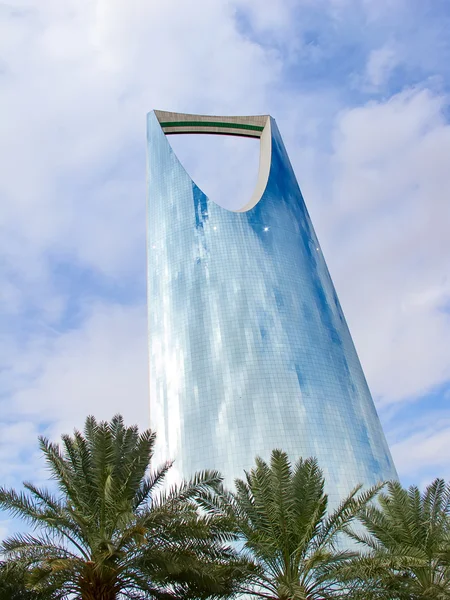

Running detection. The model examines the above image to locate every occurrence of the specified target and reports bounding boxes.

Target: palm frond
[2,414,247,600]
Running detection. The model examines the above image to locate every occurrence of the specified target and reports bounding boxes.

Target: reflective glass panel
[147,112,397,504]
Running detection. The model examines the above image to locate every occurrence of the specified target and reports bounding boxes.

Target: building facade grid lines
[147,110,397,504]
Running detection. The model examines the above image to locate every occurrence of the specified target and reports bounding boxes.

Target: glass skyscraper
[147,110,397,504]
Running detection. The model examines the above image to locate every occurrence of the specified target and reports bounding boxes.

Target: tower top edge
[150,110,271,138]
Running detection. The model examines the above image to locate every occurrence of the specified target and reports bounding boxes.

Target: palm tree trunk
[79,585,117,600]
[79,571,117,600]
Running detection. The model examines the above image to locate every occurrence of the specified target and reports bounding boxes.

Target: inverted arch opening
[154,111,272,212]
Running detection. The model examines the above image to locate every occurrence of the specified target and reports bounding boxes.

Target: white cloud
[169,134,261,211]
[0,302,149,487]
[325,88,450,405]
[9,303,149,428]
[0,0,281,286]
[365,44,400,88]
[231,0,300,36]
[391,418,450,483]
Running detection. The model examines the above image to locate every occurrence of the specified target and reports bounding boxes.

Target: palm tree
[0,415,247,600]
[219,449,381,600]
[342,478,450,599]
[0,562,55,599]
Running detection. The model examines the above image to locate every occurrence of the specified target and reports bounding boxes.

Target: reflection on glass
[147,112,397,505]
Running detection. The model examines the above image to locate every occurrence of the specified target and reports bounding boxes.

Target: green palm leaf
[0,414,248,599]
[221,449,378,600]
[339,478,450,599]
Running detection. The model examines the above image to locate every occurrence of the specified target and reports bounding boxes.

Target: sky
[0,0,450,536]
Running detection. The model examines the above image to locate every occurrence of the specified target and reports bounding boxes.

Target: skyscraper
[147,110,397,504]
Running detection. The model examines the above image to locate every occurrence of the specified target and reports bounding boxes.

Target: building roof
[154,110,270,138]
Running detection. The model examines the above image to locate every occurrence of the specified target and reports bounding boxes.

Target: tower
[147,111,397,504]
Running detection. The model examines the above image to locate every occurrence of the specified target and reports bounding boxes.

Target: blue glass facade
[147,111,397,504]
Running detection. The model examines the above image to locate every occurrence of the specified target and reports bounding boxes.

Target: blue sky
[0,0,449,536]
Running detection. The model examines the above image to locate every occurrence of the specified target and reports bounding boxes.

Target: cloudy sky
[1,0,449,533]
